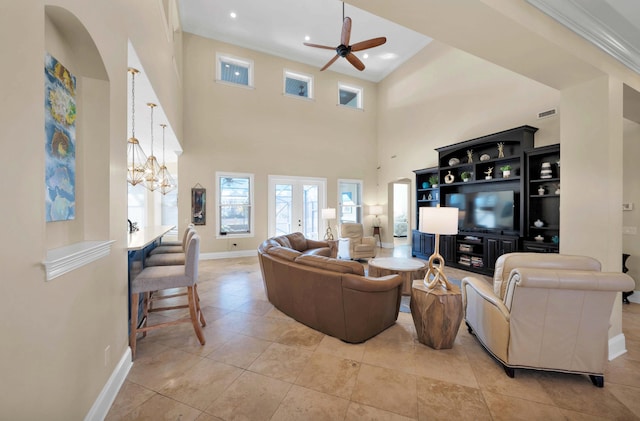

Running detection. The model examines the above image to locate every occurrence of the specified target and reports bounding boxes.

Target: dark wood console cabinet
[412,126,561,275]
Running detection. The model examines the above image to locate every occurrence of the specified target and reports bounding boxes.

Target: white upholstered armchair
[337,223,376,260]
[462,253,635,387]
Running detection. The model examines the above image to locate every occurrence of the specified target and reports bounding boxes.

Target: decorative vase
[422,181,429,189]
[444,171,455,184]
[503,170,511,178]
[538,187,545,195]
[534,219,544,228]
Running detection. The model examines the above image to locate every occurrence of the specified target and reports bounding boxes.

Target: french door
[268,176,326,240]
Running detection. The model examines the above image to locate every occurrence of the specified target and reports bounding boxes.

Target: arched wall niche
[44,5,110,251]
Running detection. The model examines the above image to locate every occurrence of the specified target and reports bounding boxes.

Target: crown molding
[526,0,640,74]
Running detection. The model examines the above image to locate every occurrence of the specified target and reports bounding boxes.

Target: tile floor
[106,244,640,420]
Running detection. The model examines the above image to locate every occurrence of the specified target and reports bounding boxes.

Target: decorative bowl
[448,158,460,166]
[534,235,544,242]
[480,154,491,161]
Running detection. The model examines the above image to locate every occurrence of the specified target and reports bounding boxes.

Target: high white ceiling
[178,0,433,83]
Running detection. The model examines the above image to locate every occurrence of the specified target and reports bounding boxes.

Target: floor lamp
[419,206,459,290]
[322,208,336,240]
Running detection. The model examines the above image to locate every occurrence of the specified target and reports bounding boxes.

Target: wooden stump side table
[368,257,427,296]
[410,280,463,349]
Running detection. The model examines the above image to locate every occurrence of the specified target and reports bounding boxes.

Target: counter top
[127,225,174,251]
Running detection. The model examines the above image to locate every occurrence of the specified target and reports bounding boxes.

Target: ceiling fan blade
[320,54,340,71]
[351,37,387,52]
[303,42,336,50]
[341,17,352,46]
[345,53,365,71]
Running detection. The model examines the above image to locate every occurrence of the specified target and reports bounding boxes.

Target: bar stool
[130,233,206,358]
[148,225,195,255]
[145,228,196,266]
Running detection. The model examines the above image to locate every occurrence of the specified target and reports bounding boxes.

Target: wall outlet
[623,226,637,235]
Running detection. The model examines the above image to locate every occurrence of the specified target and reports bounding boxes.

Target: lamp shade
[369,205,384,216]
[321,208,336,220]
[419,206,459,235]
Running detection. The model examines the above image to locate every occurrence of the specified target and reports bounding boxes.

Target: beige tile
[205,371,291,421]
[607,383,640,418]
[271,385,350,421]
[416,377,490,421]
[362,338,416,373]
[295,352,360,399]
[127,346,203,391]
[482,390,566,421]
[345,402,417,421]
[233,298,274,316]
[248,342,313,383]
[315,335,366,362]
[276,322,325,350]
[413,343,479,388]
[116,393,202,421]
[158,358,243,410]
[144,320,233,357]
[351,364,418,419]
[538,371,638,419]
[104,381,155,421]
[206,333,272,368]
[195,413,225,421]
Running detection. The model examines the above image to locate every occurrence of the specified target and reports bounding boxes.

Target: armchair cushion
[338,223,376,260]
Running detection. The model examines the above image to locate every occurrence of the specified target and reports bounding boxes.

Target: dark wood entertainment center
[413,125,560,275]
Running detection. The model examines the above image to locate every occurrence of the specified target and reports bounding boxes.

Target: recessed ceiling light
[229,11,237,19]
[304,35,310,41]
[363,53,369,59]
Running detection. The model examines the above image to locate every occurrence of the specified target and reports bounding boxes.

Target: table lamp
[321,208,336,240]
[369,205,383,227]
[419,206,459,290]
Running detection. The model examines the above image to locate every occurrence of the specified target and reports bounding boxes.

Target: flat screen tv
[445,190,516,232]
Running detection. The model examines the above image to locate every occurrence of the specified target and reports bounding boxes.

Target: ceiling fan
[304,4,386,72]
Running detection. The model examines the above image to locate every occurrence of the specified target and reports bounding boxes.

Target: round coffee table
[368,257,427,295]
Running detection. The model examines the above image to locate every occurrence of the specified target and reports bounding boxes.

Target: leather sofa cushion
[295,254,365,276]
[286,232,308,251]
[267,246,302,261]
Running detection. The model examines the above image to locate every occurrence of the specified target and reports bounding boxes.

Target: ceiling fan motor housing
[336,44,351,57]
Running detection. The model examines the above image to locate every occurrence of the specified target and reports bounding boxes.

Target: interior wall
[0,1,182,418]
[376,40,561,238]
[623,119,640,291]
[180,33,380,253]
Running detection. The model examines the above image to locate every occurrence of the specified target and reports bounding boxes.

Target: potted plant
[460,171,471,182]
[500,165,512,178]
[429,175,439,188]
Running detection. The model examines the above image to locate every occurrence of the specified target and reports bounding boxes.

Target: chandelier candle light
[158,124,176,195]
[143,103,161,191]
[419,206,459,290]
[321,208,336,240]
[126,68,149,186]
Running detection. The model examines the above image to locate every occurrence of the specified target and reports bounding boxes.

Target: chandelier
[143,103,161,191]
[126,68,149,186]
[158,123,176,195]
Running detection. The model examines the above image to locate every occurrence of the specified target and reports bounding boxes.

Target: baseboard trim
[200,249,257,260]
[608,333,628,361]
[84,347,132,421]
[628,291,639,304]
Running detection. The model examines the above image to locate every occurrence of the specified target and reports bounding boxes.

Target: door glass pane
[339,180,362,223]
[303,184,319,240]
[275,184,292,236]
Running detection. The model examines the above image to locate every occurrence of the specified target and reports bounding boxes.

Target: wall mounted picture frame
[191,185,206,225]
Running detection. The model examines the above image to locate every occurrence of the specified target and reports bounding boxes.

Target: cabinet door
[441,235,456,264]
[421,233,435,257]
[412,230,421,256]
[486,238,500,271]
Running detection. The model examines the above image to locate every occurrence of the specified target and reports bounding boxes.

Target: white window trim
[337,82,363,110]
[283,69,314,100]
[216,171,255,239]
[215,53,255,88]
[338,178,364,224]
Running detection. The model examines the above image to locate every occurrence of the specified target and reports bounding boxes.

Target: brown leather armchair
[462,253,635,387]
[337,223,376,260]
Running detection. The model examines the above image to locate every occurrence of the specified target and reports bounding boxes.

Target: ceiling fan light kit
[304,3,386,72]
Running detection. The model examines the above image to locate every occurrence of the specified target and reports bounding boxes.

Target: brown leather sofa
[462,253,635,387]
[258,233,403,343]
[263,232,337,257]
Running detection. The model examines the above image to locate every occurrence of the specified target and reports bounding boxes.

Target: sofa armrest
[461,276,511,363]
[342,273,402,292]
[361,236,376,247]
[306,238,330,249]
